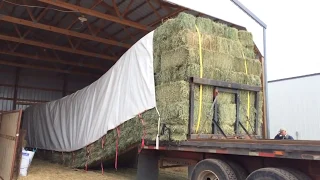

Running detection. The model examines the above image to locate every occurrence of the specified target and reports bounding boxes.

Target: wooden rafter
[147,0,161,18]
[0,34,117,61]
[9,4,50,53]
[0,60,100,77]
[110,3,165,38]
[121,7,186,42]
[53,1,102,49]
[149,7,186,26]
[122,0,134,17]
[38,0,151,31]
[0,16,131,48]
[124,1,146,19]
[112,0,134,41]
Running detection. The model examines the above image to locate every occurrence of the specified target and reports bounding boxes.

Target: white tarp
[22,31,156,152]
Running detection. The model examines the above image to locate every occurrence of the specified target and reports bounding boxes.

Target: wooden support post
[62,74,68,97]
[260,56,267,139]
[12,67,20,110]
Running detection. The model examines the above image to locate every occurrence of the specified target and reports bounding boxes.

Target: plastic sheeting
[22,31,156,152]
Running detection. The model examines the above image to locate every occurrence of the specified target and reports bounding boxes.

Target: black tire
[279,168,312,180]
[191,159,237,180]
[246,168,299,180]
[225,160,248,180]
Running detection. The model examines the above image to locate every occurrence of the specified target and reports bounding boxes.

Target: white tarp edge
[22,31,156,152]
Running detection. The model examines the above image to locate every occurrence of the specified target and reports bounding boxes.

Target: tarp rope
[72,152,75,166]
[85,145,92,172]
[155,107,161,149]
[138,113,146,153]
[101,136,106,175]
[242,51,251,130]
[61,152,65,164]
[115,126,120,170]
[195,25,203,134]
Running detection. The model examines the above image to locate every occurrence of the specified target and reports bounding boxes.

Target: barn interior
[0,0,254,113]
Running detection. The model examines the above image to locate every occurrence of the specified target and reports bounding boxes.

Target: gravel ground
[18,159,188,180]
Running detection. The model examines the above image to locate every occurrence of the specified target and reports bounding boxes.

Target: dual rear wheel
[191,159,311,180]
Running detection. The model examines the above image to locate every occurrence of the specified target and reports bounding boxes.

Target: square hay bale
[212,22,225,37]
[224,26,239,40]
[233,58,262,76]
[196,17,214,34]
[154,12,196,44]
[238,30,255,48]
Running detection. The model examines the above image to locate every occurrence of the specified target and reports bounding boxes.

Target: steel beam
[38,0,151,31]
[230,0,267,28]
[191,77,261,92]
[0,15,131,49]
[263,28,269,138]
[0,34,117,61]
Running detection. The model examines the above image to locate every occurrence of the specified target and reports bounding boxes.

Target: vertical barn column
[62,74,68,97]
[137,150,159,180]
[12,67,20,110]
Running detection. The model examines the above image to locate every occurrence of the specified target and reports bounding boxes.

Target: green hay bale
[154,12,196,44]
[155,81,216,104]
[238,91,264,135]
[196,17,214,34]
[153,43,161,73]
[242,46,256,59]
[238,30,254,47]
[155,62,261,87]
[212,22,225,37]
[224,26,239,40]
[218,104,236,126]
[157,33,245,63]
[234,58,262,76]
[159,43,245,72]
[142,99,215,136]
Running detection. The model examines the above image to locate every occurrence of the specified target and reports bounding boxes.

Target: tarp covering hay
[35,12,263,168]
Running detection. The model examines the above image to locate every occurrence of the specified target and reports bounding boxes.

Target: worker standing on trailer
[274,128,294,140]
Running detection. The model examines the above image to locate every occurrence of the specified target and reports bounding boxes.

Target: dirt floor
[18,158,188,180]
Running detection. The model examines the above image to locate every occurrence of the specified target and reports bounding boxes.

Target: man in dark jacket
[274,128,294,140]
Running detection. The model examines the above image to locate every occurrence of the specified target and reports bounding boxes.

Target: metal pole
[230,0,267,28]
[263,28,270,139]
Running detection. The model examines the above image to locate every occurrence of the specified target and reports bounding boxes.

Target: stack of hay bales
[148,12,263,139]
[38,13,263,168]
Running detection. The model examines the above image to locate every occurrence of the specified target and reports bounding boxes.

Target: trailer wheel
[225,160,248,180]
[279,167,312,180]
[246,168,298,180]
[191,159,236,180]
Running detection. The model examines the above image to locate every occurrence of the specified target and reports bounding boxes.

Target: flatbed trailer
[138,139,320,180]
[135,76,320,180]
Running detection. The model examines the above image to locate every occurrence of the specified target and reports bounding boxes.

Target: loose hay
[37,12,263,168]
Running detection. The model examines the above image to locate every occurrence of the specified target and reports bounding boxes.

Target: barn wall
[268,74,320,140]
[0,65,95,112]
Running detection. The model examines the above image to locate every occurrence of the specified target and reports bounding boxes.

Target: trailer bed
[144,139,320,160]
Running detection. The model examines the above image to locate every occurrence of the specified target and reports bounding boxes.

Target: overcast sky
[169,0,320,81]
[239,0,320,81]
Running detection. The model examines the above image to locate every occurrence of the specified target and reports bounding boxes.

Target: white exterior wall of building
[268,74,320,140]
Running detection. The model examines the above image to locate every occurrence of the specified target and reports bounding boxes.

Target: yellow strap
[242,52,250,130]
[195,25,203,133]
